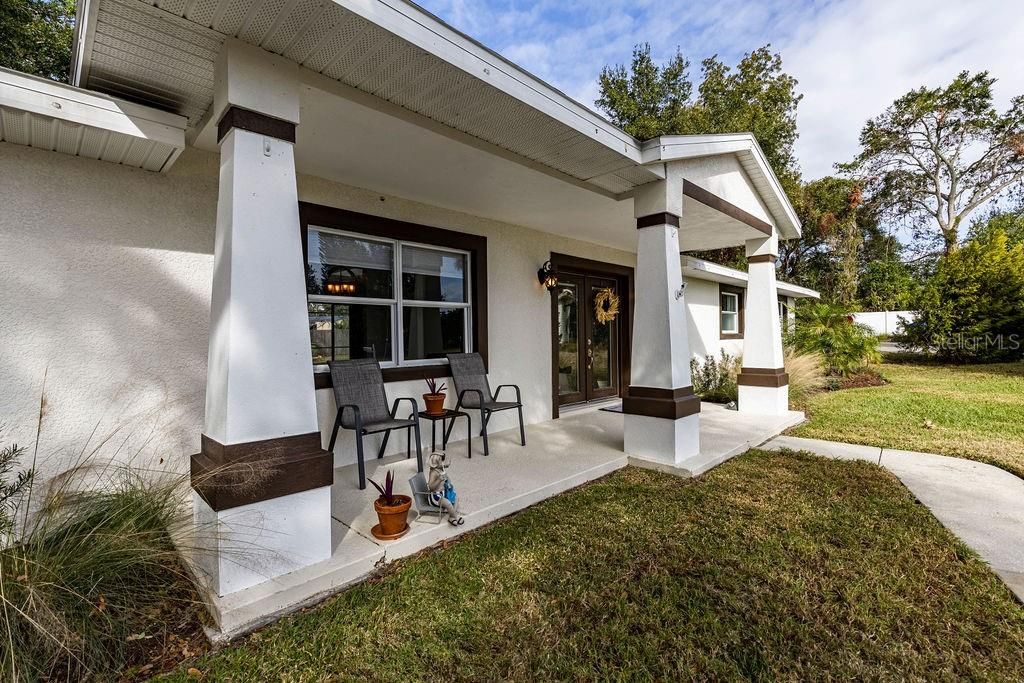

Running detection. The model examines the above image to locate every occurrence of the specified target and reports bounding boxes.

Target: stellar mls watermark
[933,333,1021,352]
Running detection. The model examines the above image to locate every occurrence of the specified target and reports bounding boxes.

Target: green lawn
[162,452,1024,681]
[793,362,1024,478]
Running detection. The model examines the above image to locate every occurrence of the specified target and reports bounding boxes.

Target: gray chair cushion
[329,359,391,428]
[447,353,492,407]
[362,417,416,434]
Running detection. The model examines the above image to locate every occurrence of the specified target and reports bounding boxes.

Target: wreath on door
[594,288,620,325]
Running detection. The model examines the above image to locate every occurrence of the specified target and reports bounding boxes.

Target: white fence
[852,310,917,335]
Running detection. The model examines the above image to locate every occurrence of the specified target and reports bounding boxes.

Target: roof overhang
[682,256,819,299]
[70,0,662,195]
[0,66,186,171]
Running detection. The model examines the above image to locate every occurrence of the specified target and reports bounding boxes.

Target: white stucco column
[622,178,701,466]
[192,40,331,598]
[737,233,789,414]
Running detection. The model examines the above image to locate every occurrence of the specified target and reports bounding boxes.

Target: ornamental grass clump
[0,434,197,682]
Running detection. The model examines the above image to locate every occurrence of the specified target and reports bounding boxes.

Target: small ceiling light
[537,261,558,291]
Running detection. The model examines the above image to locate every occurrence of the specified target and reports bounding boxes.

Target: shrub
[899,229,1024,363]
[783,348,826,406]
[0,439,197,681]
[787,302,881,375]
[690,351,741,403]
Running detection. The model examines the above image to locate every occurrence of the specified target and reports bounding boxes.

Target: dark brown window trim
[683,180,772,236]
[548,253,634,420]
[719,283,745,340]
[299,202,488,385]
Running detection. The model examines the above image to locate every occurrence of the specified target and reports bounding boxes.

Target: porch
[205,403,803,638]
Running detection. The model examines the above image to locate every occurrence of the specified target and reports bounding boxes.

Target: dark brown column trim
[621,385,701,419]
[683,180,772,235]
[217,106,297,144]
[191,432,333,512]
[636,212,680,229]
[737,367,789,387]
[748,254,778,264]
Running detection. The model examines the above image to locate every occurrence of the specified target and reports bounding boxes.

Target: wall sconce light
[537,261,558,291]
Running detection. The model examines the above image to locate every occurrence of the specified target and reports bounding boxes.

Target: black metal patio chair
[444,352,525,456]
[327,359,423,489]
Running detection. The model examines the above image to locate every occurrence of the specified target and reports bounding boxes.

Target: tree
[0,0,76,82]
[857,258,916,311]
[968,201,1024,246]
[844,71,1024,256]
[782,177,868,305]
[900,229,1024,362]
[597,44,802,268]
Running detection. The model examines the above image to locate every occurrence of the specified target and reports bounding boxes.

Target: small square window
[308,302,392,364]
[402,307,466,360]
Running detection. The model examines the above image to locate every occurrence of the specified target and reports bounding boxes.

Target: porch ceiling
[72,0,661,195]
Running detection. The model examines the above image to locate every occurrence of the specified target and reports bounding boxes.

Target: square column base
[624,413,700,467]
[738,385,790,415]
[191,486,332,597]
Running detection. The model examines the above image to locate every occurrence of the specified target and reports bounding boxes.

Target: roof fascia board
[1,67,186,147]
[70,0,99,87]
[682,255,820,299]
[335,0,642,162]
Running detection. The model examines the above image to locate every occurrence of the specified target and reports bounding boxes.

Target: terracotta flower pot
[372,495,411,540]
[423,393,446,416]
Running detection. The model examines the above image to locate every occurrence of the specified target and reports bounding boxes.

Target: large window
[306,227,472,367]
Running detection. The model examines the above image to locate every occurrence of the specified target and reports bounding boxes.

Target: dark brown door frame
[549,253,634,419]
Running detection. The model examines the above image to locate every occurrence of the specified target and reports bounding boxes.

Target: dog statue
[427,451,464,526]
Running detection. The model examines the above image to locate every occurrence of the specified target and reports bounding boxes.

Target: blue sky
[417,0,1024,180]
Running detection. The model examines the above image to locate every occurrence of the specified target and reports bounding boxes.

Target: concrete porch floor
[205,403,803,639]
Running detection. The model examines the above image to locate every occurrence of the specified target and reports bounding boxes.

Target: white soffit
[682,256,820,299]
[0,67,186,171]
[72,0,662,192]
[646,134,802,240]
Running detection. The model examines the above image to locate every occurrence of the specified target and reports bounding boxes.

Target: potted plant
[368,470,411,540]
[423,377,447,416]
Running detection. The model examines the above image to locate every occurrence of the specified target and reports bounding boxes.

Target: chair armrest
[391,396,419,417]
[493,384,522,404]
[335,403,363,430]
[455,389,485,410]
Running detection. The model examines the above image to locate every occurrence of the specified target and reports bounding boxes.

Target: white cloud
[781,0,1024,179]
[419,0,1024,181]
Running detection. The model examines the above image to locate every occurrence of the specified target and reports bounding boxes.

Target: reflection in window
[402,246,466,302]
[306,231,393,298]
[721,292,740,334]
[402,307,466,360]
[308,302,392,364]
[306,226,472,367]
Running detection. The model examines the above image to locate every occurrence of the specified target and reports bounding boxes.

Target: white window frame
[720,291,740,335]
[307,226,473,368]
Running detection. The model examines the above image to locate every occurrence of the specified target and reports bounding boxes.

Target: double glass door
[555,274,620,406]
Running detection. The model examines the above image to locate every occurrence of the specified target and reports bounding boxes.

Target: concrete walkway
[763,435,1024,602]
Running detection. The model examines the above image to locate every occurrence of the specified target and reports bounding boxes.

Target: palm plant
[787,302,881,375]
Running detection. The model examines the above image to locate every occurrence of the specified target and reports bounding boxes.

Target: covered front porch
[205,403,802,638]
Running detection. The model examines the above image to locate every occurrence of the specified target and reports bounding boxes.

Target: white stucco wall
[0,142,639,481]
[0,143,217,483]
[684,278,744,363]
